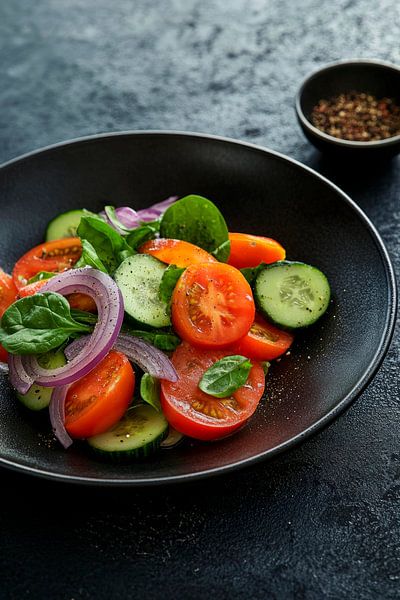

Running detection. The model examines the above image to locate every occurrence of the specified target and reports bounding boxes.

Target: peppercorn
[311,92,400,141]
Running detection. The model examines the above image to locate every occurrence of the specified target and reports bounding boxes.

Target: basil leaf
[159,265,185,305]
[126,221,160,251]
[0,292,91,355]
[76,239,108,273]
[240,263,269,285]
[77,216,133,273]
[121,325,180,352]
[140,373,161,411]
[160,195,230,262]
[199,355,252,398]
[27,271,55,284]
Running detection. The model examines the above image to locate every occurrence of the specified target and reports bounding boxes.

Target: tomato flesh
[161,342,265,440]
[65,350,135,438]
[12,238,82,290]
[140,238,217,268]
[233,315,294,361]
[228,232,285,269]
[0,269,18,362]
[171,262,255,348]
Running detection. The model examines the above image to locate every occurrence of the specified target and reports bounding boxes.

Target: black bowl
[0,132,396,486]
[296,59,400,160]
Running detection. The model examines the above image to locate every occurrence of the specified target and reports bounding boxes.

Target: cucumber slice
[46,209,88,241]
[16,349,66,410]
[114,254,171,328]
[87,404,168,460]
[254,261,331,329]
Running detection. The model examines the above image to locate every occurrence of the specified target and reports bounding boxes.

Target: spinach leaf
[126,221,160,251]
[77,216,133,273]
[199,355,252,398]
[76,239,108,273]
[140,373,161,411]
[121,325,180,352]
[159,265,185,305]
[0,292,91,355]
[240,263,268,285]
[70,308,98,326]
[159,195,230,262]
[27,271,55,284]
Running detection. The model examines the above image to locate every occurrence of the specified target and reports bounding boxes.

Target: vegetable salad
[0,195,331,459]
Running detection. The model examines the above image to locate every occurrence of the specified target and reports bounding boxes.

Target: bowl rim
[295,58,400,149]
[0,129,397,486]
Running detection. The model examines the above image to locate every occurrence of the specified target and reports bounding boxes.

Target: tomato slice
[18,279,48,297]
[161,342,265,441]
[139,238,217,268]
[65,350,135,438]
[228,232,286,269]
[233,315,294,361]
[171,262,255,348]
[0,269,18,362]
[12,238,82,290]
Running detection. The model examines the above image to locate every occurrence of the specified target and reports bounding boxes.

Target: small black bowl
[296,59,400,160]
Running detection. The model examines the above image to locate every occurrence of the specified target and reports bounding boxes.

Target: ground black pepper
[311,92,400,141]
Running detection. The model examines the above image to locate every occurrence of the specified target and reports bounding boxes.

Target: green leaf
[140,373,161,411]
[159,265,185,305]
[261,361,271,375]
[125,221,160,251]
[160,195,230,262]
[121,325,180,352]
[211,239,231,262]
[0,292,91,355]
[199,355,253,398]
[76,239,108,273]
[240,263,269,285]
[27,271,55,284]
[70,308,97,326]
[77,216,134,273]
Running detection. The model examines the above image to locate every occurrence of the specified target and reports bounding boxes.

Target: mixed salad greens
[0,195,331,459]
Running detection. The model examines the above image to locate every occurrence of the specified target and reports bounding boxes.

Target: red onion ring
[8,354,33,394]
[49,385,73,449]
[65,332,178,382]
[22,267,124,387]
[114,333,178,382]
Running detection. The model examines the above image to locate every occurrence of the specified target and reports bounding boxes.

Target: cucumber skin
[88,431,167,461]
[87,404,169,461]
[254,260,331,331]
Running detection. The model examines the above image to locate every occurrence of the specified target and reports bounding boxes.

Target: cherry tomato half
[161,342,265,441]
[12,238,82,290]
[139,238,217,268]
[171,262,255,348]
[228,232,285,269]
[65,350,135,439]
[0,269,18,362]
[233,315,294,361]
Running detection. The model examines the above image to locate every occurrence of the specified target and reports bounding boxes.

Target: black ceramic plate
[0,132,396,486]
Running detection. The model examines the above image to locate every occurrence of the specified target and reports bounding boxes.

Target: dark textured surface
[0,1,399,599]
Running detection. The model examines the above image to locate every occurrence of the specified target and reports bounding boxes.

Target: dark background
[0,1,399,599]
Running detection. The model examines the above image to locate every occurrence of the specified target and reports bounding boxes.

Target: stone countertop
[0,1,399,599]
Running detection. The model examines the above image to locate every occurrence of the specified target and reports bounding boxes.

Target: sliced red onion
[99,196,178,233]
[66,331,178,382]
[115,333,178,382]
[49,385,73,449]
[22,267,124,387]
[0,361,9,375]
[8,354,34,394]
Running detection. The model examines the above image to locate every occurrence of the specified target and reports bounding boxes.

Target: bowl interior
[299,62,400,125]
[0,133,395,484]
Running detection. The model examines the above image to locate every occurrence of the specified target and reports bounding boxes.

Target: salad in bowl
[0,194,330,460]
